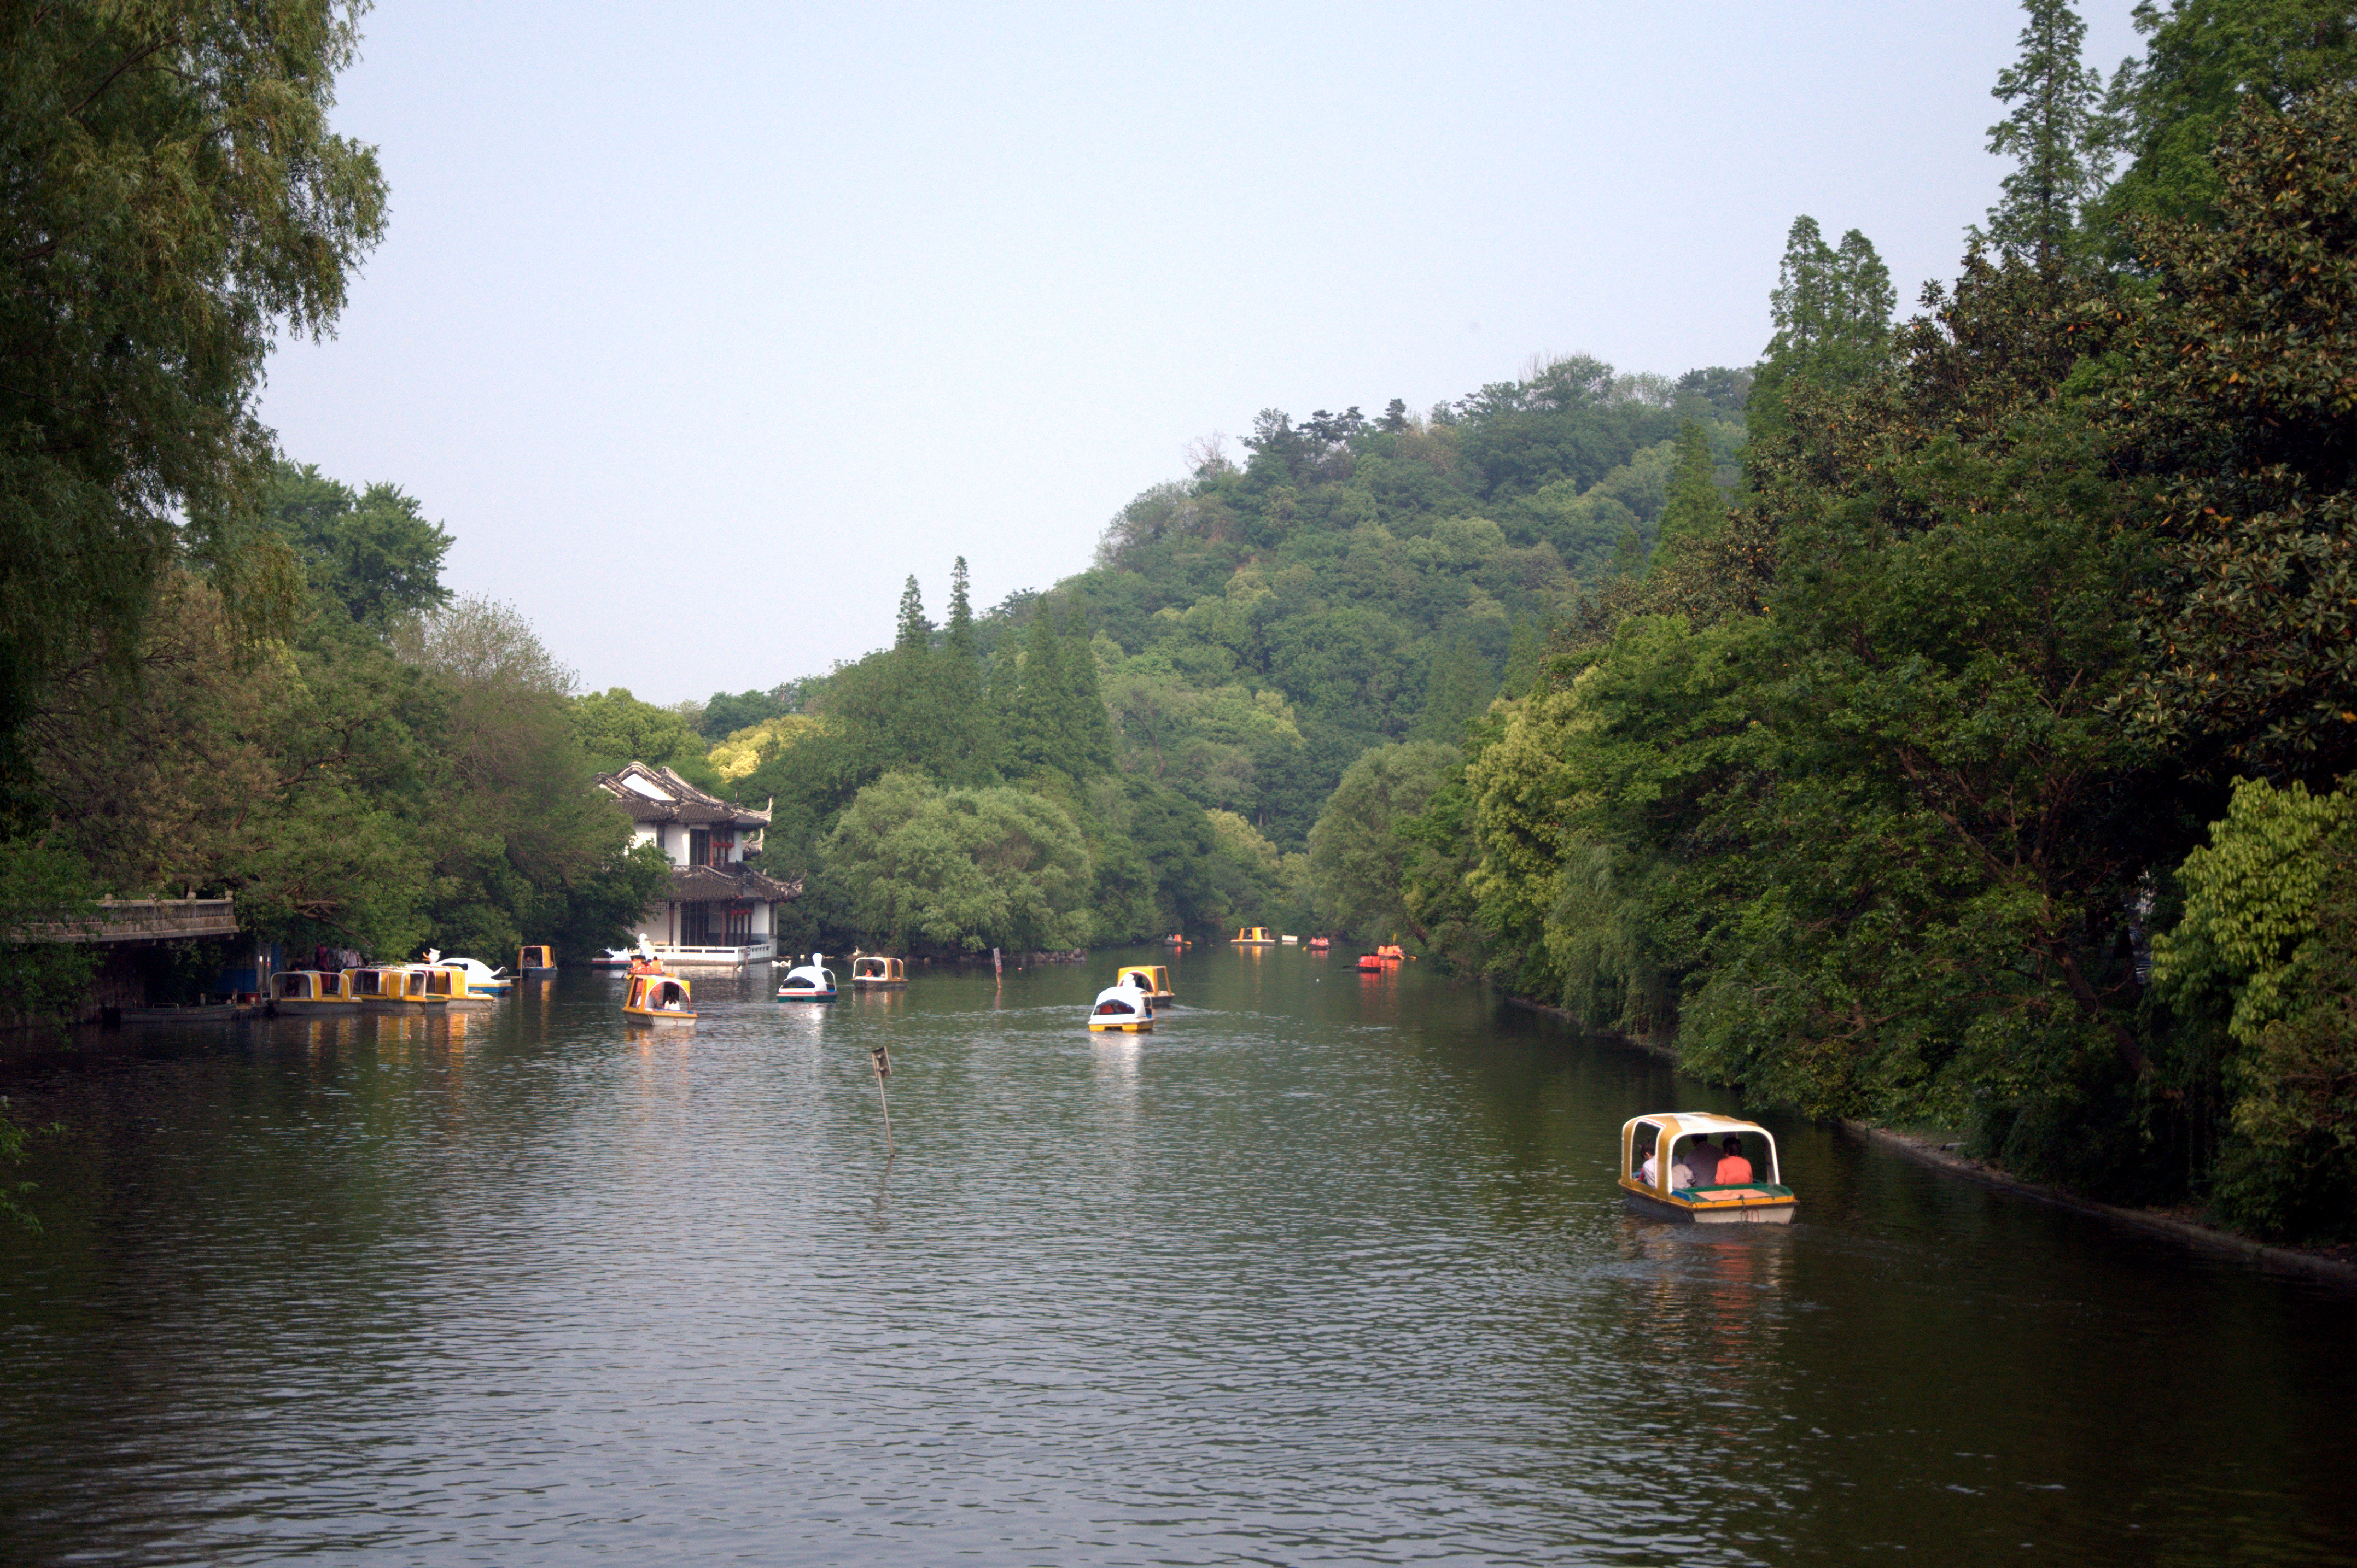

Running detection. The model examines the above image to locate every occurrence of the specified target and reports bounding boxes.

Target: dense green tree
[2156,775,2357,1236]
[946,557,977,656]
[398,598,638,959]
[1979,0,2115,266]
[822,773,1093,953]
[1061,602,1119,776]
[1308,741,1462,944]
[0,1,386,787]
[699,688,787,740]
[1411,638,1495,744]
[2098,0,2357,235]
[571,688,725,792]
[266,464,454,630]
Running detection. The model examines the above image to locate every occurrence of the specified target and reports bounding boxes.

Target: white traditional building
[594,762,800,970]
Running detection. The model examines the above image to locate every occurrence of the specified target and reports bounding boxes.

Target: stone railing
[14,898,240,944]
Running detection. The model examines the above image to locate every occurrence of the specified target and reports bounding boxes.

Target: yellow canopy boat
[623,968,695,1022]
[270,969,359,1013]
[1619,1113,1796,1225]
[850,954,909,988]
[348,966,447,1010]
[1115,963,1174,1004]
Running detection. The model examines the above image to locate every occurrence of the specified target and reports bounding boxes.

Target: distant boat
[1115,963,1175,1005]
[1232,926,1276,946]
[518,944,558,979]
[1306,937,1331,951]
[591,949,634,969]
[1088,985,1153,1032]
[429,952,510,997]
[850,954,908,988]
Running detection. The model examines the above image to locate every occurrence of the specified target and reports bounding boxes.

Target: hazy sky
[259,1,2144,705]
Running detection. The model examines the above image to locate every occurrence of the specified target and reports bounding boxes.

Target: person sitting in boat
[1683,1137,1722,1188]
[1715,1136,1754,1185]
[1637,1142,1658,1187]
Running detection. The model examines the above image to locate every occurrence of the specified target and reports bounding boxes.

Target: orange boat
[1307,937,1331,951]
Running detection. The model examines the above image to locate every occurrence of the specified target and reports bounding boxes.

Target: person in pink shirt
[1714,1135,1754,1185]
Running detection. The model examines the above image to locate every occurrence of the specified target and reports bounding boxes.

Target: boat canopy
[1621,1113,1782,1185]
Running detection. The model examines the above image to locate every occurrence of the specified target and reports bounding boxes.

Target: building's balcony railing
[13,898,240,945]
[650,939,776,969]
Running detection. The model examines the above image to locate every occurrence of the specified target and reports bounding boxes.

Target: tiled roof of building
[594,762,772,829]
[668,864,802,904]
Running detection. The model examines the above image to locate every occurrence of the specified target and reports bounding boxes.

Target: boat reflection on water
[283,1015,361,1054]
[366,1010,429,1050]
[1089,1030,1141,1091]
[1618,1221,1793,1397]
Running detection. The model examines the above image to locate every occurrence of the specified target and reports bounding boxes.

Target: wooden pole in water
[871,1040,893,1154]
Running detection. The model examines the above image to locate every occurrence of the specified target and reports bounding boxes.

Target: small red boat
[1356,953,1385,972]
[1307,936,1331,951]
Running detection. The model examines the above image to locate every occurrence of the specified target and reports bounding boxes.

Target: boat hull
[1620,1186,1796,1225]
[273,998,359,1014]
[118,1004,258,1023]
[1089,1019,1151,1032]
[776,991,836,1002]
[849,979,906,990]
[623,1007,696,1023]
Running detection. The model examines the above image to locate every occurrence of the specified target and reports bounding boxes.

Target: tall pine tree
[1749,218,1895,445]
[1009,599,1069,775]
[1061,599,1118,777]
[1980,0,2113,267]
[1651,420,1723,568]
[894,575,930,652]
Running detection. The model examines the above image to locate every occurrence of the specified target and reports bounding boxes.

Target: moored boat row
[272,950,530,1013]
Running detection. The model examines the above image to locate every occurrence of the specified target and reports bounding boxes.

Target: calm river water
[1,947,2350,1565]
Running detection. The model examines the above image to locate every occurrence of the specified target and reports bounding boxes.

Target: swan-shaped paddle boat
[776,955,838,1002]
[1088,984,1153,1033]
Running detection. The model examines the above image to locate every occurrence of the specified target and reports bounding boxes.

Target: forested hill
[1055,366,1748,845]
[662,361,1748,864]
